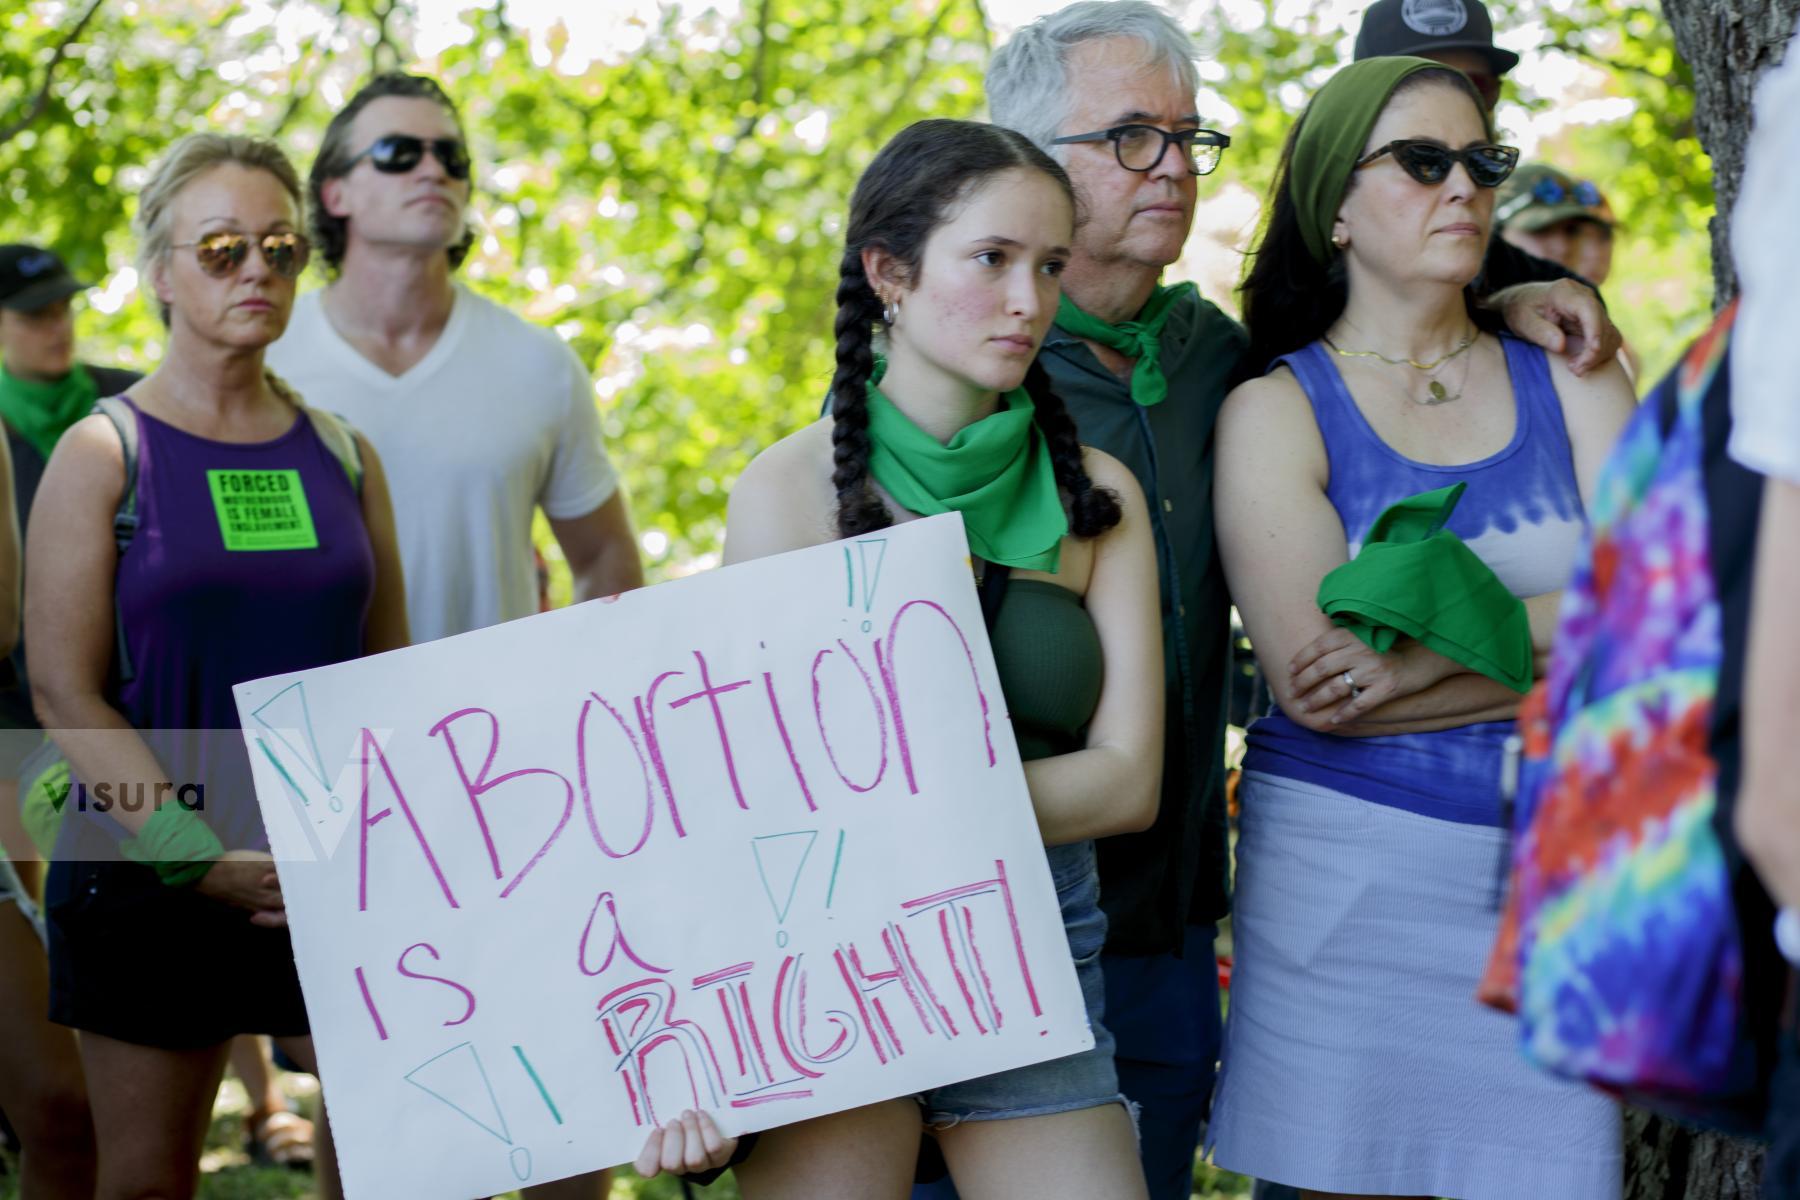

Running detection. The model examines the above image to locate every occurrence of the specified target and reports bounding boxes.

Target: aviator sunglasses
[346,134,472,180]
[171,231,311,279]
[1355,139,1520,189]
[1495,175,1606,225]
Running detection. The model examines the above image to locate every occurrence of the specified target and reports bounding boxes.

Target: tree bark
[1661,0,1800,305]
[1623,1107,1768,1200]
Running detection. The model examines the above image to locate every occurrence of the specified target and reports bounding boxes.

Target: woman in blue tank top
[24,134,407,1198]
[1205,60,1637,1200]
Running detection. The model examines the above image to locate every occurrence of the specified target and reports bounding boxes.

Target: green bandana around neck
[1289,56,1495,267]
[0,362,99,461]
[864,373,1068,573]
[1055,282,1194,407]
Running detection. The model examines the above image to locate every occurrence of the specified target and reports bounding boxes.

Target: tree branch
[268,0,349,137]
[644,0,774,308]
[871,0,958,145]
[1554,40,1679,88]
[0,0,108,148]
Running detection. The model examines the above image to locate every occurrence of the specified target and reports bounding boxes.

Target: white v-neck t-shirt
[267,284,619,643]
[1730,35,1800,484]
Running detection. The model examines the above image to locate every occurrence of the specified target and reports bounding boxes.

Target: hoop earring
[880,291,901,325]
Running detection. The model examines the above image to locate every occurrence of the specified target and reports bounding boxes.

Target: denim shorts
[916,839,1125,1125]
[0,856,43,942]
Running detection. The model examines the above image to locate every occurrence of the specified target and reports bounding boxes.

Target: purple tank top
[63,397,374,859]
[1244,335,1585,825]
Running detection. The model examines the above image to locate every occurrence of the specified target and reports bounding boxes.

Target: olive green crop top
[986,578,1104,763]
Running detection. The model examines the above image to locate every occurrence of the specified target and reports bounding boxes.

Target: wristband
[120,804,225,888]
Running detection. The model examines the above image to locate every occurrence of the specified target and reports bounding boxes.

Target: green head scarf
[1289,56,1495,266]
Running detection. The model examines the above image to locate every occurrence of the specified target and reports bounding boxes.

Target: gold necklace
[1411,339,1476,406]
[1324,327,1478,372]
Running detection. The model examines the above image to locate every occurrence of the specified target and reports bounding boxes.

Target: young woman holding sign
[638,118,1163,1198]
[24,133,408,1200]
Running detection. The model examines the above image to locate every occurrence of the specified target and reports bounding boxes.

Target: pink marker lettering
[810,640,888,793]
[577,890,670,977]
[667,650,754,810]
[576,693,657,858]
[396,942,477,1027]
[876,600,997,795]
[428,707,573,898]
[634,670,687,838]
[356,727,458,912]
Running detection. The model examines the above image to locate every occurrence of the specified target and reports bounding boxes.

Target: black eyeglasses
[1355,139,1520,189]
[1051,124,1232,176]
[171,231,311,279]
[346,135,472,181]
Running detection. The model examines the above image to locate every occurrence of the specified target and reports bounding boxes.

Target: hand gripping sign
[234,514,1093,1199]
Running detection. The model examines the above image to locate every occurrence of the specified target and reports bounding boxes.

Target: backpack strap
[304,407,365,497]
[266,370,363,496]
[92,396,140,684]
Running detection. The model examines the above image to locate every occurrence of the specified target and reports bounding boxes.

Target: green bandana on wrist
[1290,56,1495,266]
[0,362,99,460]
[120,803,225,888]
[1054,283,1194,406]
[864,371,1067,573]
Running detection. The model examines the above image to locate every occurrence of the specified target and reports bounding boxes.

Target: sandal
[246,1108,316,1170]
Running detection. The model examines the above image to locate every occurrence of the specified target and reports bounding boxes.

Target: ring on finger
[1341,669,1364,699]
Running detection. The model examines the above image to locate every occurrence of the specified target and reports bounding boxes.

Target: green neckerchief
[864,373,1067,573]
[0,362,99,460]
[1290,56,1495,266]
[1055,282,1195,407]
[1316,483,1533,693]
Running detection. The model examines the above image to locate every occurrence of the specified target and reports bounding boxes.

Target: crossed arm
[1214,351,1634,737]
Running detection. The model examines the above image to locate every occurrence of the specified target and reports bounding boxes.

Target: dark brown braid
[1023,357,1121,537]
[829,246,893,537]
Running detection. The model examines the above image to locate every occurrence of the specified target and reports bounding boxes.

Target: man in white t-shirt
[1731,37,1800,923]
[267,72,633,1200]
[268,73,642,649]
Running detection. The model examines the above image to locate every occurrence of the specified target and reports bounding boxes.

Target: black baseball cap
[1354,0,1520,76]
[0,244,88,312]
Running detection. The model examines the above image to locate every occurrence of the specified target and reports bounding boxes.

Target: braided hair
[830,118,1120,541]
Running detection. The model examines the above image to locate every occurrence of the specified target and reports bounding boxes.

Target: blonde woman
[27,133,407,1199]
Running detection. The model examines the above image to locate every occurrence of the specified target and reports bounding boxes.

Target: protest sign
[234,513,1093,1198]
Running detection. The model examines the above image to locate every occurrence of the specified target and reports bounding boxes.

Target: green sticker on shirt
[206,469,319,551]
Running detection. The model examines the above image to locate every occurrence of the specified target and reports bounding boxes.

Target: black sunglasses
[171,231,311,279]
[1051,124,1232,176]
[347,134,472,181]
[1355,139,1519,188]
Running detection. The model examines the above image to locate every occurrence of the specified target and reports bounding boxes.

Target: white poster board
[234,514,1092,1199]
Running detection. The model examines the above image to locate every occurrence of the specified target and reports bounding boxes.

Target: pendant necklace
[1325,325,1479,406]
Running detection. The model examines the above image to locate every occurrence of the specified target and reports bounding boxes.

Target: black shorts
[44,859,309,1049]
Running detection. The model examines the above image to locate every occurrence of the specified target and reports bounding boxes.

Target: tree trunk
[1660,0,1800,305]
[1623,1107,1767,1200]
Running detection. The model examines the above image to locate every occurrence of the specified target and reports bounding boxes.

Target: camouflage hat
[1495,162,1615,232]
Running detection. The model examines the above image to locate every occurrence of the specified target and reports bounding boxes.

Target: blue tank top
[1243,335,1584,825]
[54,398,375,865]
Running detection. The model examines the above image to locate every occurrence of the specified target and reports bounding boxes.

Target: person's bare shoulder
[1216,366,1327,485]
[725,417,842,564]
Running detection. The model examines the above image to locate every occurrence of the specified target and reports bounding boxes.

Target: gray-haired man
[970,6,1619,1198]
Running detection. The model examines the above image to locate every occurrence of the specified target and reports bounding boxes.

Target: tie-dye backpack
[1480,304,1782,1131]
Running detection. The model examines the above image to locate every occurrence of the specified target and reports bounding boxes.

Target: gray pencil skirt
[1206,770,1622,1200]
